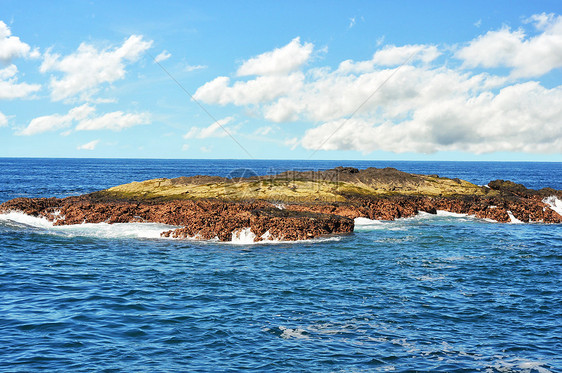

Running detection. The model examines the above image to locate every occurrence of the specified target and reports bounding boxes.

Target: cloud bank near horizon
[194,13,562,155]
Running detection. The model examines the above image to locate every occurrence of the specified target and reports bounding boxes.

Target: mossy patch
[98,170,493,203]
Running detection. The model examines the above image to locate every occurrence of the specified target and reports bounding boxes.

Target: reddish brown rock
[0,196,355,242]
[1,169,561,242]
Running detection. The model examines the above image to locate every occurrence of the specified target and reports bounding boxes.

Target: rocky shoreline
[1,167,561,242]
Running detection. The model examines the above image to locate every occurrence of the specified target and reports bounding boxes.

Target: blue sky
[1,0,561,161]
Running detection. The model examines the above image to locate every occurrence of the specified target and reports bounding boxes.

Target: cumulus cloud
[19,104,150,135]
[75,111,150,131]
[0,21,34,64]
[336,44,440,74]
[301,82,562,154]
[455,13,562,78]
[184,116,234,139]
[0,111,7,127]
[372,44,441,66]
[40,35,153,101]
[194,16,562,155]
[19,104,95,135]
[77,139,99,150]
[154,50,171,63]
[194,73,304,106]
[236,37,313,76]
[0,23,41,99]
[0,64,41,99]
[264,65,506,124]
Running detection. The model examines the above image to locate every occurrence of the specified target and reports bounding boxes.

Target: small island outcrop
[1,167,561,242]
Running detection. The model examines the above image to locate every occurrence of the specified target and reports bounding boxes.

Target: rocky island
[1,167,561,242]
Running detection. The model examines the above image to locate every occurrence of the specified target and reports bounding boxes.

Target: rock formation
[1,167,560,242]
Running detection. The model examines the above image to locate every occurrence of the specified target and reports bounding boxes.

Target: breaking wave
[543,195,562,216]
[0,211,342,244]
[0,211,179,240]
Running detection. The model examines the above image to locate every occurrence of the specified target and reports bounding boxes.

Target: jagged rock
[488,179,529,195]
[1,167,561,242]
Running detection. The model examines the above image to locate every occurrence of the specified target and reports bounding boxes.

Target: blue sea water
[0,158,561,372]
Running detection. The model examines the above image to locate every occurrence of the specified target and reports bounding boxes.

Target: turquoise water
[1,159,561,372]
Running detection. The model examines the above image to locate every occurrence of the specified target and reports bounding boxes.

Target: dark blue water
[1,159,561,372]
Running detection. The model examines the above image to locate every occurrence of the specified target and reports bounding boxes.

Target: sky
[0,0,561,161]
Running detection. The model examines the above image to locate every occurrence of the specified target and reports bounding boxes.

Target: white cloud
[181,144,189,151]
[0,21,33,64]
[254,125,277,136]
[154,50,171,63]
[455,13,562,78]
[19,104,150,135]
[74,111,150,131]
[194,73,304,106]
[236,37,313,76]
[262,65,503,124]
[0,64,41,99]
[525,12,557,30]
[0,23,41,99]
[184,116,234,139]
[194,22,562,155]
[29,47,40,59]
[372,44,441,66]
[40,35,153,101]
[185,63,207,72]
[77,139,99,150]
[200,146,211,153]
[336,44,440,74]
[300,80,562,154]
[19,104,95,135]
[0,64,16,79]
[21,113,73,136]
[0,111,7,127]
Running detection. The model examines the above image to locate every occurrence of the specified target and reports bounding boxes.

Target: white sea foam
[507,211,524,224]
[279,326,310,340]
[227,227,342,245]
[0,211,179,239]
[435,210,470,218]
[489,356,552,373]
[231,227,257,244]
[354,217,399,232]
[405,211,473,221]
[354,217,383,226]
[0,211,54,228]
[543,195,562,216]
[261,230,272,240]
[1,211,338,244]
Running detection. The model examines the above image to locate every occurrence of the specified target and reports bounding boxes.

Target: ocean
[0,158,561,372]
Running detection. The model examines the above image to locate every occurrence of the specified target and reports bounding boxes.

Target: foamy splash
[355,210,484,231]
[543,195,562,216]
[507,211,524,224]
[0,211,342,244]
[354,217,383,226]
[229,227,342,245]
[0,211,179,240]
[231,227,257,244]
